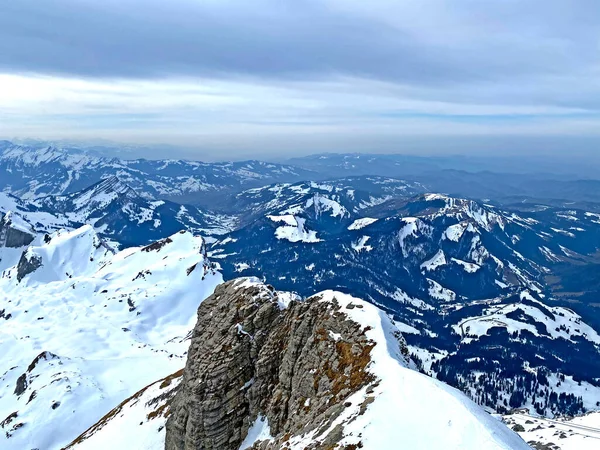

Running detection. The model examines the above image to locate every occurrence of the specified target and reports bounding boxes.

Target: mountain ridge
[64,278,529,450]
[0,141,318,207]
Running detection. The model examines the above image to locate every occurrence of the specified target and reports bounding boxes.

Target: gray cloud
[1,0,598,89]
[1,0,600,157]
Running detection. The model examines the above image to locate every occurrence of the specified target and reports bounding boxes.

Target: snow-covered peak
[305,193,350,218]
[234,176,425,222]
[71,176,139,208]
[10,225,113,284]
[423,194,505,232]
[0,143,105,171]
[0,141,315,206]
[348,217,378,230]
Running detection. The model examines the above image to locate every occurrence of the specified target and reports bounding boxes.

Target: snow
[275,291,299,310]
[424,193,450,201]
[585,212,600,224]
[0,245,25,274]
[328,330,343,341]
[0,227,222,450]
[495,279,509,289]
[351,235,373,252]
[288,184,310,194]
[0,192,70,232]
[453,291,600,345]
[467,235,489,265]
[539,246,561,262]
[238,415,273,449]
[560,244,580,257]
[421,250,447,272]
[358,194,393,209]
[308,181,334,192]
[424,195,505,231]
[393,320,420,335]
[267,214,300,227]
[1,211,34,234]
[505,411,600,450]
[348,217,378,230]
[377,286,434,311]
[235,262,251,272]
[305,194,349,218]
[451,257,481,273]
[443,222,469,242]
[67,372,182,450]
[397,217,431,257]
[15,225,113,284]
[232,277,298,310]
[428,278,456,302]
[551,227,576,238]
[267,215,321,243]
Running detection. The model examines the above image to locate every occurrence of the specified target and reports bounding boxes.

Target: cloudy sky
[1,0,599,159]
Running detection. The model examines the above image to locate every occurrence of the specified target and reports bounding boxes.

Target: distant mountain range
[4,141,600,211]
[0,176,235,248]
[0,141,316,208]
[2,141,600,448]
[287,153,600,207]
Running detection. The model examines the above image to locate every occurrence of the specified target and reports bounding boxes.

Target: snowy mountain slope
[36,176,237,245]
[65,370,183,450]
[0,227,222,450]
[453,291,600,345]
[210,190,600,416]
[0,177,236,248]
[229,176,425,224]
[65,279,528,450]
[14,225,113,283]
[0,141,316,208]
[213,191,600,307]
[0,192,71,233]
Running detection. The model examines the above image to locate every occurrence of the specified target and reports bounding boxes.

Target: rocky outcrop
[0,211,35,248]
[16,250,42,282]
[165,278,409,450]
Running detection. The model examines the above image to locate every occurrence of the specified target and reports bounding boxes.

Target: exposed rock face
[165,279,405,450]
[16,251,42,282]
[0,212,35,249]
[13,352,58,396]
